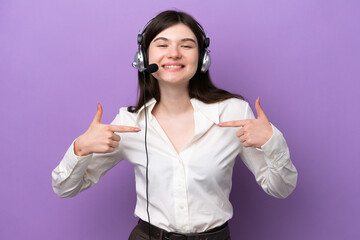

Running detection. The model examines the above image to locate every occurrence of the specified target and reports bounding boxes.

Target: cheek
[147,46,162,64]
[190,50,199,65]
[147,52,155,65]
[189,54,199,72]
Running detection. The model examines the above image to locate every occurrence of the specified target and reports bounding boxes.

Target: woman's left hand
[218,97,273,148]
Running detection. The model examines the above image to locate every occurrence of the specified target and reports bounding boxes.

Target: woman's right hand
[74,103,141,156]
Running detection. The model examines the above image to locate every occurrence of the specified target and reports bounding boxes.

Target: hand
[74,103,141,156]
[218,97,273,148]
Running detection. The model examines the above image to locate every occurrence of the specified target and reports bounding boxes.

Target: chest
[153,111,195,153]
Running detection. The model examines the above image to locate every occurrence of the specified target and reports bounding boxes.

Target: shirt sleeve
[238,103,298,199]
[51,113,124,198]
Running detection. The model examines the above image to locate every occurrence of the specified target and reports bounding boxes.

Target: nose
[167,45,181,59]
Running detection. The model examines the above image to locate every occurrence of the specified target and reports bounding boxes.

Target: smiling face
[148,23,199,87]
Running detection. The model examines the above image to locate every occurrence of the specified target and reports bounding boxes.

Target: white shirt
[52,98,297,233]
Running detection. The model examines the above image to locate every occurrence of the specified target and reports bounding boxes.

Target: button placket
[173,156,190,232]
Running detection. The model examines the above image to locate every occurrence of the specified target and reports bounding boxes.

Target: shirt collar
[135,98,220,125]
[135,98,157,125]
[190,98,220,124]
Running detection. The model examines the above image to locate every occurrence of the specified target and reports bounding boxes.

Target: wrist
[74,136,90,156]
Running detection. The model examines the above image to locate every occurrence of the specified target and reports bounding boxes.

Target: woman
[52,10,297,240]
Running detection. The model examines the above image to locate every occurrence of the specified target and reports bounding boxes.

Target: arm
[239,122,298,198]
[219,98,298,198]
[51,103,140,198]
[51,140,123,198]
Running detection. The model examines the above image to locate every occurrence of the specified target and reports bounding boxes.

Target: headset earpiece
[132,33,148,71]
[198,37,211,73]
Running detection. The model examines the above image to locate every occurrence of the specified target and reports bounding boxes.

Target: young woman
[52,10,297,240]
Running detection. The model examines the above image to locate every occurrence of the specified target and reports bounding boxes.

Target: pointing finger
[108,125,141,133]
[218,120,248,128]
[92,103,103,124]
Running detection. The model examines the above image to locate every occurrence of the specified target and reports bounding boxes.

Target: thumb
[255,97,268,121]
[91,103,103,124]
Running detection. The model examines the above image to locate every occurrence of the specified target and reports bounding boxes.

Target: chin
[154,73,187,84]
[163,78,189,85]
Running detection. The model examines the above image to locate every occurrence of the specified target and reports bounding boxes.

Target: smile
[162,65,184,69]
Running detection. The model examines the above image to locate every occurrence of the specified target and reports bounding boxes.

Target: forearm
[52,140,123,198]
[52,140,93,198]
[240,124,298,198]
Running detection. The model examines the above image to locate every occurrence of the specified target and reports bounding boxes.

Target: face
[148,23,199,87]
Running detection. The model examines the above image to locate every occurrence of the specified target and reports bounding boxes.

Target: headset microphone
[145,64,158,74]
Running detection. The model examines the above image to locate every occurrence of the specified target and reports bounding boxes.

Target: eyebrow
[153,37,197,44]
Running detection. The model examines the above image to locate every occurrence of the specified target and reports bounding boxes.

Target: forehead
[152,23,197,43]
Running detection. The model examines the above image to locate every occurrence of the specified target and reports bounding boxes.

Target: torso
[152,105,195,153]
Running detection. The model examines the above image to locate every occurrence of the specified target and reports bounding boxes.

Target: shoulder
[110,107,138,126]
[219,98,250,113]
[218,98,251,121]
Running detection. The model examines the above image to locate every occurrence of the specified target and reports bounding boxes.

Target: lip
[161,63,185,72]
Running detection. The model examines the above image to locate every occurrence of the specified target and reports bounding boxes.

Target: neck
[154,83,192,115]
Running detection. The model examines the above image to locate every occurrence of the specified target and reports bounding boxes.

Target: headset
[132,23,211,73]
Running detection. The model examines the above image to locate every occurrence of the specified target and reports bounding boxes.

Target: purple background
[1,0,359,239]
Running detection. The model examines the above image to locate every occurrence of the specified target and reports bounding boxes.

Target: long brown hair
[128,10,244,113]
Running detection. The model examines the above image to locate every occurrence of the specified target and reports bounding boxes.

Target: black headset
[132,24,211,73]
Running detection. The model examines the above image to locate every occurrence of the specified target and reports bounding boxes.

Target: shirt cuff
[259,124,290,169]
[59,140,93,177]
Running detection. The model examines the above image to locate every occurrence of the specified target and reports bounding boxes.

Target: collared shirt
[52,98,297,233]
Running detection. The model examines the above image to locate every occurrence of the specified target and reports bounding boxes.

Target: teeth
[163,65,183,68]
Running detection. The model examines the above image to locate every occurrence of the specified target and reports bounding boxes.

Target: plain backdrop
[0,0,359,239]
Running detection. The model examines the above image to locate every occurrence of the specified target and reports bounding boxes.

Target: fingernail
[217,123,223,127]
[135,128,141,131]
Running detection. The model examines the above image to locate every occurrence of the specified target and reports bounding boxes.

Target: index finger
[108,125,141,133]
[217,120,247,128]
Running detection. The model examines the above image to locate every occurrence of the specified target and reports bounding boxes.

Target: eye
[182,45,193,49]
[157,44,167,48]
